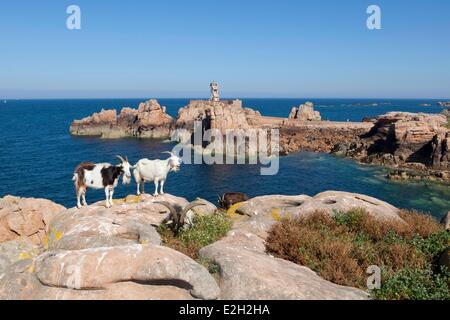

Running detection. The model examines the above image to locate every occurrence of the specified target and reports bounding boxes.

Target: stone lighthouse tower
[210,81,220,102]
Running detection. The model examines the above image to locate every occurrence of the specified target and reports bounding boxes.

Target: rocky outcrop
[199,191,395,300]
[280,121,372,154]
[200,229,368,300]
[438,102,450,107]
[288,102,321,121]
[0,196,66,246]
[333,112,450,182]
[176,99,261,132]
[289,191,401,221]
[0,194,220,300]
[35,244,219,300]
[70,99,174,139]
[2,191,401,300]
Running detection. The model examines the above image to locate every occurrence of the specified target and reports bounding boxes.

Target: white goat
[133,152,182,196]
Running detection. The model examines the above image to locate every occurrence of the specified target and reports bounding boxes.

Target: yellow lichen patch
[227,202,245,217]
[42,235,49,250]
[271,208,290,221]
[271,208,282,221]
[139,239,149,245]
[112,194,142,205]
[112,199,125,205]
[28,263,35,273]
[45,228,63,249]
[125,194,142,203]
[19,252,32,260]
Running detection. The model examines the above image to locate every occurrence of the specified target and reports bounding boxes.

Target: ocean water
[0,98,449,218]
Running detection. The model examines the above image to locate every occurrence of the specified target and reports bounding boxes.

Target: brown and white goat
[72,155,132,208]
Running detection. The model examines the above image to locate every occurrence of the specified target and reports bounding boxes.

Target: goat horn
[162,151,175,157]
[154,201,179,227]
[180,201,206,226]
[116,155,125,163]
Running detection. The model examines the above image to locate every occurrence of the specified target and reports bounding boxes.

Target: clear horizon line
[1,97,449,101]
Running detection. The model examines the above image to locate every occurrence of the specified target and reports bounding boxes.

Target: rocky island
[70,83,450,182]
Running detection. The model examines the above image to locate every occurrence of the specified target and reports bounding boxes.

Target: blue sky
[0,0,449,99]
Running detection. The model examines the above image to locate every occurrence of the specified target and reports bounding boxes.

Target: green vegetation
[158,211,232,261]
[266,208,450,300]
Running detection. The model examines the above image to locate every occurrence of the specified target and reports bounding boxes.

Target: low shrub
[265,209,450,300]
[158,211,232,261]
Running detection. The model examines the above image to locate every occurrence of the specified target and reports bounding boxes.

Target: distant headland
[70,83,450,183]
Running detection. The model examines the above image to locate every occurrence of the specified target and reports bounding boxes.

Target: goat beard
[122,176,131,185]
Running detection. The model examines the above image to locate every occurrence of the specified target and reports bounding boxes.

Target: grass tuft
[158,211,232,261]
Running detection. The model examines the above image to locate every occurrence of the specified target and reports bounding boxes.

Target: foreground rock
[0,254,203,300]
[0,239,40,274]
[0,196,65,246]
[198,190,412,299]
[200,216,369,300]
[1,191,418,300]
[0,194,219,300]
[235,192,402,239]
[35,244,219,300]
[333,112,450,182]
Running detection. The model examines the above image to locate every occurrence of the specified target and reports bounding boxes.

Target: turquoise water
[0,98,449,218]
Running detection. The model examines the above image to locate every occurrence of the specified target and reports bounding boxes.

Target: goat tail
[72,173,78,182]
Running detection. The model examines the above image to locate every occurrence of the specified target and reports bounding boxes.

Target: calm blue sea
[1,98,449,218]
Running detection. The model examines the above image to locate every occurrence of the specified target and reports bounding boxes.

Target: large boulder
[0,194,222,300]
[292,191,402,222]
[234,192,402,239]
[47,194,189,250]
[0,196,66,246]
[235,195,312,238]
[0,253,202,300]
[200,229,368,300]
[35,244,220,300]
[288,102,321,121]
